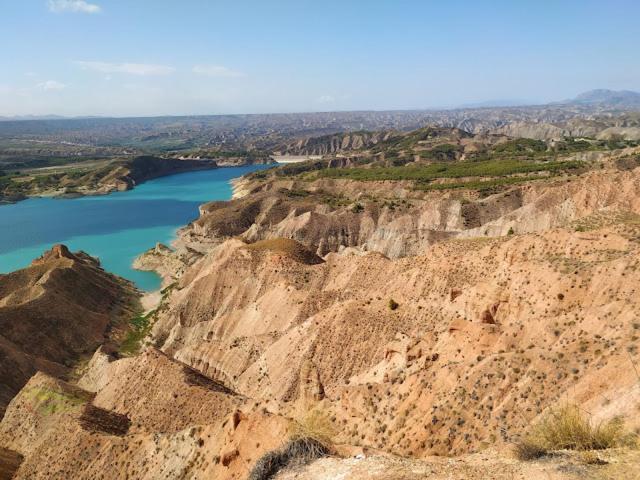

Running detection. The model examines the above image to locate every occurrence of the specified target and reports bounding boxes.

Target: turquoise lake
[0,165,271,291]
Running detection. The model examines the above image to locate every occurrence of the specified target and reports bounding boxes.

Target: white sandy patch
[141,290,161,313]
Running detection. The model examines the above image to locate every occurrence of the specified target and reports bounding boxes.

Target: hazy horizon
[2,0,639,117]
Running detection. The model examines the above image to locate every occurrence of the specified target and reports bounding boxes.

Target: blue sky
[1,0,639,116]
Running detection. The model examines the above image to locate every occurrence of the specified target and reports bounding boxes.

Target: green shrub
[318,159,583,183]
[493,138,547,154]
[119,311,154,356]
[388,298,399,310]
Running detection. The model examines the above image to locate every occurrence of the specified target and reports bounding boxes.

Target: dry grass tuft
[247,437,329,480]
[513,439,548,461]
[289,407,337,446]
[248,407,336,480]
[579,451,608,465]
[515,405,636,460]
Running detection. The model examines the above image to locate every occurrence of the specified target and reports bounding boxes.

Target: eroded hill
[0,245,138,416]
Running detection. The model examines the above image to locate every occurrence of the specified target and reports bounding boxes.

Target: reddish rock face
[31,244,75,265]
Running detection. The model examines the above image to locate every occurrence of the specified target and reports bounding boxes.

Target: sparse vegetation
[23,385,90,416]
[290,407,337,446]
[119,311,154,356]
[317,159,584,183]
[493,138,547,155]
[514,404,636,460]
[615,155,640,171]
[248,437,330,480]
[249,408,335,480]
[388,298,399,310]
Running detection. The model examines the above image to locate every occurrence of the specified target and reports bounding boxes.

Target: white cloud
[38,80,67,91]
[47,0,101,14]
[317,95,336,104]
[75,61,175,76]
[192,65,246,78]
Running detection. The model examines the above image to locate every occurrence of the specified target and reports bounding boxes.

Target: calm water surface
[0,165,270,291]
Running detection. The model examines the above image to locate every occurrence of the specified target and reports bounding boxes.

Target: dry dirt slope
[2,218,640,479]
[0,244,138,416]
[151,221,640,457]
[3,163,640,479]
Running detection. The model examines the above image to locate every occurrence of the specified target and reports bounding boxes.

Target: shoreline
[0,162,221,207]
[231,177,250,199]
[1,164,267,299]
[0,159,275,207]
[140,289,162,313]
[132,166,266,307]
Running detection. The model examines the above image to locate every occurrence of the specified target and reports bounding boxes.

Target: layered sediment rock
[169,165,640,265]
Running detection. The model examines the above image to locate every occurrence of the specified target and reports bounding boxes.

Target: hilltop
[0,244,139,416]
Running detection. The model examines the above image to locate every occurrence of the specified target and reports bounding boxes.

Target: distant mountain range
[0,114,104,122]
[462,89,640,109]
[563,89,640,107]
[1,90,639,125]
[0,114,67,121]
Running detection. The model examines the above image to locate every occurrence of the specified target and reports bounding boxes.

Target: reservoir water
[0,165,270,291]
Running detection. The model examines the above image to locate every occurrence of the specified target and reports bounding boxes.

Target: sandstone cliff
[150,223,640,456]
[168,162,640,264]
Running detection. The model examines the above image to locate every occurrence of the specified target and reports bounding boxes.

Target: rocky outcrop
[169,165,640,265]
[3,149,640,478]
[298,359,325,404]
[274,450,640,480]
[133,243,197,286]
[3,210,640,478]
[142,220,640,460]
[491,121,567,140]
[0,244,139,415]
[94,155,219,192]
[275,131,395,156]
